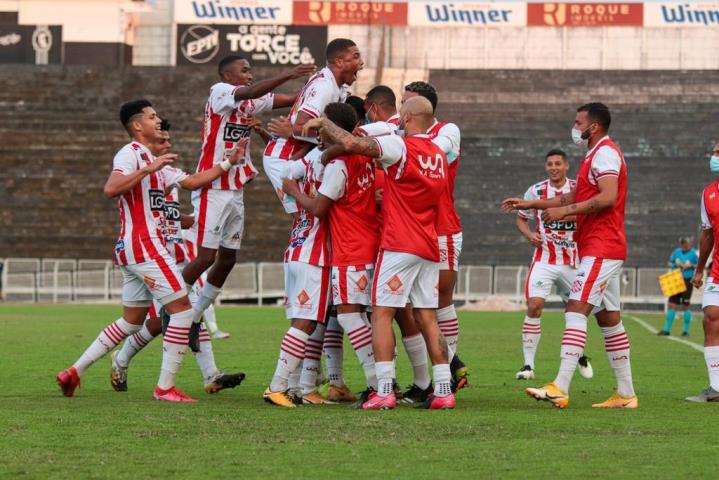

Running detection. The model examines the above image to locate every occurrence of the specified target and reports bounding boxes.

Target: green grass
[0,304,713,479]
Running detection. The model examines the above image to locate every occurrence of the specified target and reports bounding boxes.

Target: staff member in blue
[659,237,699,337]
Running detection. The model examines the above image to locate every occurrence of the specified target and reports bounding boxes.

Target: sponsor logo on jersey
[114,239,125,253]
[149,189,166,212]
[223,122,251,142]
[165,201,181,222]
[543,220,577,231]
[418,153,445,179]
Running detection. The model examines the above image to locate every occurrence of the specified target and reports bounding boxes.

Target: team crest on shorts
[598,281,609,293]
[143,276,157,289]
[355,275,369,292]
[297,290,311,307]
[386,275,403,293]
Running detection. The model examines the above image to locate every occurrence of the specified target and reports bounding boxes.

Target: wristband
[220,159,232,172]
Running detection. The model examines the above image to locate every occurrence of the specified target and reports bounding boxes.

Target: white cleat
[578,356,594,379]
[210,329,230,340]
[516,365,535,380]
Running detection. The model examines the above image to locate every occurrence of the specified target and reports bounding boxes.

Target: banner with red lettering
[292,1,408,26]
[528,2,643,27]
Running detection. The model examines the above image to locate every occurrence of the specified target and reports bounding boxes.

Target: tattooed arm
[542,176,617,222]
[303,117,381,158]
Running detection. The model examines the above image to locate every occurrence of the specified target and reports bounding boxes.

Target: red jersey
[701,180,719,279]
[574,136,627,260]
[318,154,379,266]
[374,134,447,261]
[427,120,462,236]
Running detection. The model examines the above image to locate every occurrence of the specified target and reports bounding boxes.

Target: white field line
[625,314,703,353]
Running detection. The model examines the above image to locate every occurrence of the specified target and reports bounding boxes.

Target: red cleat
[361,391,397,410]
[153,386,198,403]
[415,393,456,410]
[56,367,80,397]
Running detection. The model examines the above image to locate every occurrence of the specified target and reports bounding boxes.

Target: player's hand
[692,271,704,289]
[501,197,531,213]
[675,258,682,268]
[268,116,293,139]
[302,117,323,137]
[526,232,542,248]
[289,63,317,79]
[282,177,300,196]
[144,153,177,173]
[247,116,263,132]
[227,137,249,165]
[541,207,566,222]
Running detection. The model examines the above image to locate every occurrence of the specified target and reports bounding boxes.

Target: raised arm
[233,64,315,101]
[104,153,176,199]
[273,92,299,109]
[179,138,247,191]
[502,190,576,214]
[303,117,380,158]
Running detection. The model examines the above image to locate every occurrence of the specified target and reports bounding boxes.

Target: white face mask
[571,127,589,148]
[710,155,719,175]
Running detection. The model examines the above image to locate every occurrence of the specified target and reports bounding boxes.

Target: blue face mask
[710,155,719,175]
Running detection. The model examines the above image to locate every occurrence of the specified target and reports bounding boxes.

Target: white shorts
[702,278,719,309]
[332,264,374,306]
[262,154,299,214]
[569,256,622,312]
[372,250,439,309]
[191,188,244,250]
[525,262,575,301]
[284,261,331,322]
[120,254,186,307]
[438,232,463,271]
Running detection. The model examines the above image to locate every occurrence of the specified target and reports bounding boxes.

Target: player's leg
[517,262,552,379]
[681,282,694,336]
[396,304,432,396]
[111,304,162,392]
[262,153,300,214]
[660,299,679,336]
[196,323,246,394]
[686,285,719,402]
[322,308,354,400]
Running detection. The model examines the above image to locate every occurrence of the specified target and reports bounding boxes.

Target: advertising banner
[0,24,61,64]
[645,2,719,27]
[176,23,326,66]
[293,1,407,26]
[175,0,293,25]
[527,3,643,27]
[408,1,526,27]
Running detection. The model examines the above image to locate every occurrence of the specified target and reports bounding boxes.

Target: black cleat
[351,387,376,409]
[450,353,469,392]
[204,371,246,394]
[400,384,433,404]
[657,330,670,336]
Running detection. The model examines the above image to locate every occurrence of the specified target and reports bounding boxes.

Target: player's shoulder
[115,141,142,157]
[437,121,460,135]
[530,179,549,192]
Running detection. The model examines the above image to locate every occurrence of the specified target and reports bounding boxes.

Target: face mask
[571,126,591,148]
[710,155,719,175]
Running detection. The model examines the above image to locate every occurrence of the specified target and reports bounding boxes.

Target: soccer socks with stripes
[193,325,220,384]
[192,281,221,323]
[376,361,396,397]
[663,309,676,333]
[157,309,194,390]
[601,321,635,398]
[401,333,431,390]
[202,304,221,335]
[73,317,141,376]
[683,310,692,334]
[323,315,345,386]
[338,312,377,389]
[432,364,452,397]
[301,323,326,395]
[704,346,719,391]
[437,305,459,351]
[115,322,156,368]
[270,327,309,393]
[553,312,587,393]
[522,316,541,369]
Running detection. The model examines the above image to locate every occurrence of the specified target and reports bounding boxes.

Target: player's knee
[164,296,192,314]
[291,319,316,335]
[526,298,544,318]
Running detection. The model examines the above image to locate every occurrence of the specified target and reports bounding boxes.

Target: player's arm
[233,64,315,102]
[502,190,576,213]
[515,216,542,247]
[180,214,195,230]
[179,138,248,191]
[303,117,381,158]
[281,178,333,218]
[104,153,177,198]
[272,93,299,109]
[693,230,714,288]
[248,116,271,145]
[541,176,617,222]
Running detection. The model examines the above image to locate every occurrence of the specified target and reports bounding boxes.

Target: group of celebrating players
[55,36,719,409]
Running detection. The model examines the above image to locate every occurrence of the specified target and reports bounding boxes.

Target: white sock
[705,346,719,391]
[203,304,220,334]
[288,363,302,397]
[157,309,194,390]
[270,327,309,392]
[601,321,635,397]
[437,305,459,351]
[338,312,377,389]
[432,363,452,397]
[376,361,395,397]
[193,325,220,384]
[115,323,156,368]
[73,317,141,376]
[192,281,221,323]
[553,312,587,393]
[323,315,345,386]
[301,323,325,395]
[402,333,431,390]
[522,316,541,369]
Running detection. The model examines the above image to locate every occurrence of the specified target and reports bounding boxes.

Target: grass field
[0,304,714,479]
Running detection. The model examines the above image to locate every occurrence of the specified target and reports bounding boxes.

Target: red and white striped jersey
[112,142,188,266]
[518,178,578,267]
[427,120,462,236]
[196,82,274,190]
[264,67,350,161]
[284,148,330,266]
[356,113,400,137]
[163,186,190,265]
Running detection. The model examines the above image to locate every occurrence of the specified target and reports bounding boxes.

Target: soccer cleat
[657,330,670,336]
[592,392,639,409]
[526,382,569,409]
[302,390,338,405]
[323,384,357,402]
[350,387,375,409]
[450,354,469,392]
[681,332,690,337]
[263,388,297,408]
[361,391,397,410]
[56,367,81,397]
[515,365,535,380]
[400,384,433,404]
[685,386,719,403]
[210,329,231,340]
[578,355,594,379]
[414,393,456,410]
[153,386,198,403]
[110,351,128,392]
[188,321,201,353]
[204,371,245,394]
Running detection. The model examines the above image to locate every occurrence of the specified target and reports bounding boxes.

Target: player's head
[545,149,569,183]
[344,95,366,128]
[573,103,611,146]
[398,96,434,135]
[364,85,397,123]
[218,55,252,86]
[119,99,161,141]
[326,38,363,86]
[402,81,438,114]
[151,118,172,156]
[679,236,692,250]
[323,102,358,133]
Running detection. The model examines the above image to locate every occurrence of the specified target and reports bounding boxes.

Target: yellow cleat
[592,392,639,409]
[526,382,569,409]
[321,384,357,402]
[302,390,338,405]
[263,388,296,408]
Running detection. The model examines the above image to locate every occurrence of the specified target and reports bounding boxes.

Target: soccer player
[181,55,316,345]
[56,99,246,402]
[687,144,719,402]
[502,102,638,409]
[305,96,456,410]
[659,236,698,337]
[513,149,593,380]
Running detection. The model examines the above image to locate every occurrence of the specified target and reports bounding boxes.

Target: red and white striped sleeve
[111,145,137,175]
[209,82,240,115]
[517,184,537,219]
[298,79,333,119]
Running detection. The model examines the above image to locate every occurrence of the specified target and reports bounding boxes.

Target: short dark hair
[326,38,356,63]
[344,95,365,122]
[218,55,248,77]
[160,119,171,132]
[324,102,358,133]
[120,99,152,128]
[545,148,568,162]
[404,81,438,113]
[577,102,611,130]
[366,85,396,108]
